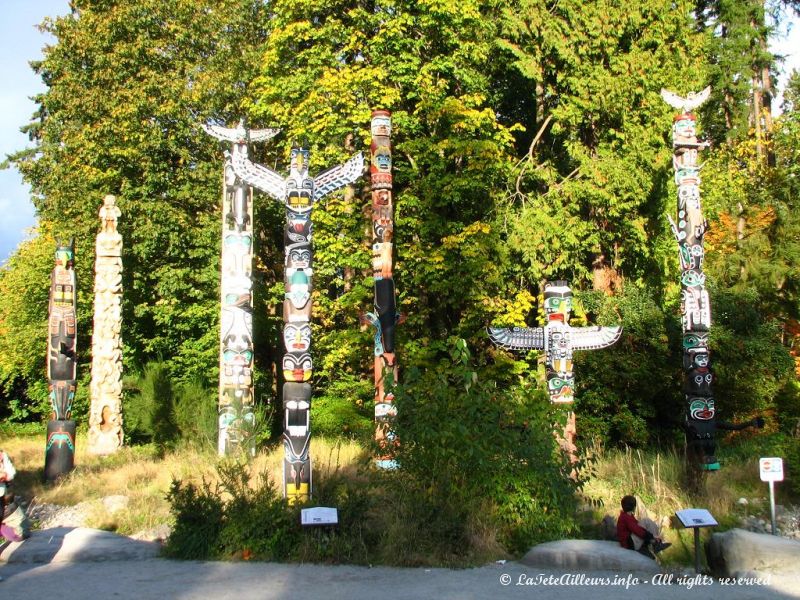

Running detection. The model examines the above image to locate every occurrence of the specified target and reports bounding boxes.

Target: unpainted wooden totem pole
[228,140,363,503]
[363,110,401,469]
[203,121,280,456]
[45,240,78,480]
[489,281,621,459]
[88,195,124,454]
[661,87,762,471]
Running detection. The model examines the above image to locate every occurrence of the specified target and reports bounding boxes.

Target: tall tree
[4,0,275,416]
[499,0,707,293]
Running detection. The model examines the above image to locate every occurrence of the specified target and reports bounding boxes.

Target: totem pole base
[44,419,76,481]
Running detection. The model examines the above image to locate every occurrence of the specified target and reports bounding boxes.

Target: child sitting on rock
[617,495,670,559]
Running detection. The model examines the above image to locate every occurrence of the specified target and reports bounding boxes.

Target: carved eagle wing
[569,326,622,351]
[313,152,365,201]
[229,152,286,202]
[487,327,545,350]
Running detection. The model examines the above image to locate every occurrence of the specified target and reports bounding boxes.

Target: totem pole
[229,141,363,503]
[489,281,621,458]
[203,120,280,456]
[363,110,401,469]
[661,87,762,471]
[88,195,124,455]
[45,240,78,480]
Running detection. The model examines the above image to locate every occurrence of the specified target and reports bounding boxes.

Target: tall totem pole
[45,240,78,480]
[489,281,621,458]
[363,110,401,468]
[203,121,280,456]
[88,195,124,455]
[662,88,762,470]
[229,142,363,503]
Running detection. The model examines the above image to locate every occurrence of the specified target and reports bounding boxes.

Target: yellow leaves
[441,221,491,250]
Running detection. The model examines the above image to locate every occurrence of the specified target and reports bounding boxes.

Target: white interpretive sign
[301,506,338,526]
[675,508,718,528]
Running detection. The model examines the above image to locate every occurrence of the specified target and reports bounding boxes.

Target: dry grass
[1,428,772,567]
[0,430,365,536]
[578,442,767,566]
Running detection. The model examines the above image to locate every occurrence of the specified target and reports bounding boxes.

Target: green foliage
[164,476,225,560]
[576,285,680,447]
[124,361,217,449]
[391,337,580,552]
[310,375,373,440]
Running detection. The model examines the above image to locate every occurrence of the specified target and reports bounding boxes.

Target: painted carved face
[673,115,697,140]
[286,212,313,244]
[548,374,575,402]
[675,167,700,187]
[683,333,708,350]
[372,144,391,172]
[543,283,573,322]
[286,243,312,269]
[285,268,311,309]
[678,184,701,210]
[284,323,311,352]
[689,397,715,420]
[371,112,391,138]
[290,147,310,172]
[681,269,706,288]
[222,346,253,367]
[287,178,313,211]
[686,368,713,395]
[283,352,313,382]
[55,246,74,268]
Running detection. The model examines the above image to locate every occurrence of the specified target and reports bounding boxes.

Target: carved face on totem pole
[283,352,313,382]
[285,212,313,245]
[283,323,312,353]
[287,148,313,212]
[283,382,312,501]
[543,282,573,323]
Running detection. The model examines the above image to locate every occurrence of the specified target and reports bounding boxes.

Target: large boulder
[706,528,800,577]
[522,540,660,574]
[0,527,160,564]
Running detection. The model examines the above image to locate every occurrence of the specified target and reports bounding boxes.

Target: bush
[390,337,580,554]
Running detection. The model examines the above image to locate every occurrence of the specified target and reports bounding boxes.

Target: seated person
[617,495,670,559]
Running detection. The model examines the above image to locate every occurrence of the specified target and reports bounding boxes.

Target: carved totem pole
[88,195,124,454]
[662,88,762,470]
[203,121,280,456]
[489,281,621,458]
[363,110,401,469]
[228,141,363,503]
[45,240,78,480]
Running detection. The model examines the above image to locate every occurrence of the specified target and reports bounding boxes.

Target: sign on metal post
[759,457,783,535]
[675,508,718,574]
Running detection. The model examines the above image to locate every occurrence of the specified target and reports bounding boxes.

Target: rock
[706,528,800,578]
[129,524,171,543]
[0,527,160,564]
[737,497,749,506]
[102,495,129,514]
[600,515,617,541]
[522,540,660,574]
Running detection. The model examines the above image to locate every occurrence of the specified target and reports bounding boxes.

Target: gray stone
[101,495,129,514]
[0,527,160,564]
[600,515,617,541]
[521,540,660,574]
[706,528,800,577]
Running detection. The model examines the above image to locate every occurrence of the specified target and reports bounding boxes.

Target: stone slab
[521,540,660,574]
[0,527,160,564]
[706,527,800,578]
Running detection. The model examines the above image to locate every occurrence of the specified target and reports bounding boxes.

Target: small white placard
[675,508,718,528]
[759,457,784,482]
[301,506,338,526]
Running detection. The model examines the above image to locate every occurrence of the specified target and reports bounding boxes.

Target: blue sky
[0,3,798,265]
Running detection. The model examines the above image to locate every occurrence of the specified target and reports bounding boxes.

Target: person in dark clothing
[617,495,670,559]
